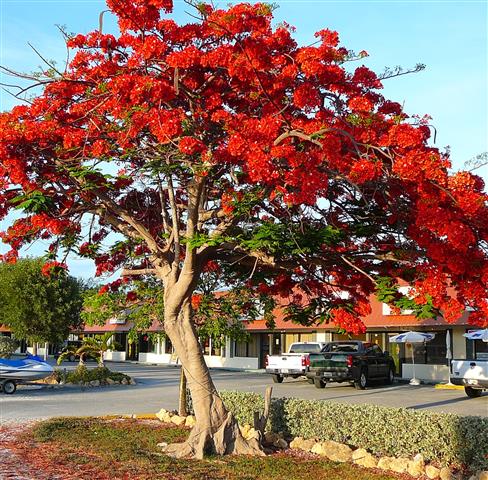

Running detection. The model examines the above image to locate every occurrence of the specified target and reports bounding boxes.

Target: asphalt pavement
[1,361,486,425]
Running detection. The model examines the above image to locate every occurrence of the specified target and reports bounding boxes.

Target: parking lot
[1,362,486,424]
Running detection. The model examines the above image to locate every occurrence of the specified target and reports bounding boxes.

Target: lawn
[11,418,402,480]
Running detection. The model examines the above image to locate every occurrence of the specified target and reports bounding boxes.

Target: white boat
[0,354,53,394]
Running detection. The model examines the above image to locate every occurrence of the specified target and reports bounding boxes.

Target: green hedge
[219,391,488,470]
[53,366,130,384]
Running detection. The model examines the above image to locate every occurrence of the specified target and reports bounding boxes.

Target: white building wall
[104,351,126,362]
[204,355,259,370]
[401,364,450,383]
[452,327,467,359]
[315,331,332,343]
[139,352,173,364]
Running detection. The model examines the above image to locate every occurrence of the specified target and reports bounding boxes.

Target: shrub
[219,391,488,470]
[0,336,18,358]
[53,366,131,384]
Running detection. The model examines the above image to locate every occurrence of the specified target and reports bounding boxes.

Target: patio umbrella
[389,331,435,385]
[445,330,453,385]
[463,329,488,342]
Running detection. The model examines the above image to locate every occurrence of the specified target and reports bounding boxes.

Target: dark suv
[53,341,83,362]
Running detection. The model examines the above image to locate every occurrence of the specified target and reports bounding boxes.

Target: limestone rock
[170,415,186,426]
[90,380,100,387]
[377,457,395,471]
[300,438,317,452]
[121,378,129,385]
[426,465,441,479]
[408,457,425,477]
[156,408,168,421]
[129,378,136,385]
[156,408,173,423]
[185,415,196,427]
[106,377,115,385]
[439,467,453,480]
[311,442,326,455]
[352,448,368,461]
[352,449,377,468]
[321,440,352,463]
[289,437,304,450]
[389,457,410,473]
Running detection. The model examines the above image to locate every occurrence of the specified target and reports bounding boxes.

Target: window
[164,337,173,354]
[202,338,211,356]
[401,331,447,365]
[289,343,322,353]
[475,339,488,359]
[371,345,383,356]
[211,338,221,356]
[234,334,259,358]
[235,340,247,357]
[324,342,359,353]
[113,333,127,351]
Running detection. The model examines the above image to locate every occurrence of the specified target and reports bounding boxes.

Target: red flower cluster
[41,261,67,278]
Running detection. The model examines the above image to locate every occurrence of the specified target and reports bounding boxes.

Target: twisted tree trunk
[162,299,263,459]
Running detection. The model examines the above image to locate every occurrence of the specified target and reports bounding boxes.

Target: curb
[99,413,158,420]
[434,383,464,390]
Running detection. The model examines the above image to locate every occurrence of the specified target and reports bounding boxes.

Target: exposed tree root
[162,412,265,459]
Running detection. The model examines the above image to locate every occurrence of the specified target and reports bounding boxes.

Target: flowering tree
[1,0,487,457]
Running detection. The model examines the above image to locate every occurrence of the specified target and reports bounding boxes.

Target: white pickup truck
[450,355,488,398]
[265,342,328,383]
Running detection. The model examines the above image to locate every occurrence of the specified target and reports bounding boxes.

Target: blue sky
[0,0,487,279]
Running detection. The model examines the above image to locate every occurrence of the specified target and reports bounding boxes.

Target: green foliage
[52,365,131,384]
[375,276,439,320]
[57,332,120,366]
[82,278,164,333]
[219,391,488,470]
[0,336,18,358]
[241,222,343,258]
[11,190,54,213]
[81,290,122,326]
[0,258,83,344]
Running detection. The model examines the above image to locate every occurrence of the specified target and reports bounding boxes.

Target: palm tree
[57,333,121,367]
[57,344,86,367]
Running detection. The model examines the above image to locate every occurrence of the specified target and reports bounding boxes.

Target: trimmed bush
[52,366,131,384]
[219,391,488,470]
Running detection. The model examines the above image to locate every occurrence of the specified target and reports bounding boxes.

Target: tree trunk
[32,342,38,356]
[178,368,188,416]
[162,300,264,459]
[79,353,86,367]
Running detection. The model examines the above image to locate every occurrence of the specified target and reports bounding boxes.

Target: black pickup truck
[305,341,396,390]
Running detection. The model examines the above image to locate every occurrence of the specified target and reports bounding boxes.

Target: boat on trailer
[0,354,53,394]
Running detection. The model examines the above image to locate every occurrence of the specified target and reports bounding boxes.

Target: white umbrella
[389,331,435,385]
[445,330,453,386]
[463,329,488,342]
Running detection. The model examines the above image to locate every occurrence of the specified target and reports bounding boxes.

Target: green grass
[26,417,401,480]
